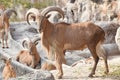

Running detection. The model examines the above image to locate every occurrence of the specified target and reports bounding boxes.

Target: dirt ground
[51,57,120,80]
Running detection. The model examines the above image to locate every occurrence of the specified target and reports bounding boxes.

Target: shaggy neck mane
[41,18,54,35]
[31,45,38,54]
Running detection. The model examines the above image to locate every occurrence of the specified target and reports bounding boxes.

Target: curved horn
[41,6,64,19]
[4,9,17,19]
[32,37,41,45]
[26,8,39,25]
[22,40,27,48]
[22,38,30,49]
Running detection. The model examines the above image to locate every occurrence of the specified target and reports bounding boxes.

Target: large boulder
[10,70,54,80]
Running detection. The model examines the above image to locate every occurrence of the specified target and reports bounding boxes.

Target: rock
[10,70,55,80]
[95,22,119,44]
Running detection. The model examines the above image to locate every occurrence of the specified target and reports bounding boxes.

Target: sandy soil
[51,57,120,80]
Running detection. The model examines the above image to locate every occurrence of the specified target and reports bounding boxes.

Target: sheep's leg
[96,42,109,74]
[5,39,8,48]
[62,50,66,64]
[5,40,8,48]
[41,62,47,70]
[55,59,63,79]
[55,50,64,79]
[101,54,109,74]
[30,63,35,68]
[30,56,35,68]
[104,58,109,74]
[100,55,109,74]
[4,23,9,48]
[2,40,4,48]
[88,45,99,77]
[5,31,9,48]
[1,34,4,48]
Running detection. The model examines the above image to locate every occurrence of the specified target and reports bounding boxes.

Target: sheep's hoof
[2,47,5,48]
[104,71,109,74]
[88,74,94,77]
[56,73,62,79]
[56,75,62,79]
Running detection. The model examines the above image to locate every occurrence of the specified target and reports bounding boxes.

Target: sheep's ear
[35,41,39,45]
[8,57,12,61]
[46,14,51,19]
[31,15,36,21]
[1,58,7,63]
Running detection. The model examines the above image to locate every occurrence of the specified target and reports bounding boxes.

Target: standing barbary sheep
[26,6,108,79]
[2,58,16,80]
[16,38,41,68]
[0,8,17,48]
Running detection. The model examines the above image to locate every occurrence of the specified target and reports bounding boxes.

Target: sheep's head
[26,6,64,33]
[0,5,5,11]
[22,37,40,55]
[2,58,16,79]
[2,58,12,67]
[4,8,17,19]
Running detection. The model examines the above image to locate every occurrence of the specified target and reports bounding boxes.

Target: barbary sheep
[26,6,108,79]
[0,8,17,48]
[0,5,5,11]
[115,27,120,51]
[16,38,41,68]
[2,58,16,80]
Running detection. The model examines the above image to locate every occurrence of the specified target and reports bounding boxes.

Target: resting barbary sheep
[2,58,16,80]
[16,38,41,68]
[26,6,108,79]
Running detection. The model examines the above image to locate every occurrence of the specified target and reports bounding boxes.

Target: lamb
[16,37,41,68]
[0,8,17,48]
[2,58,16,80]
[26,6,108,79]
